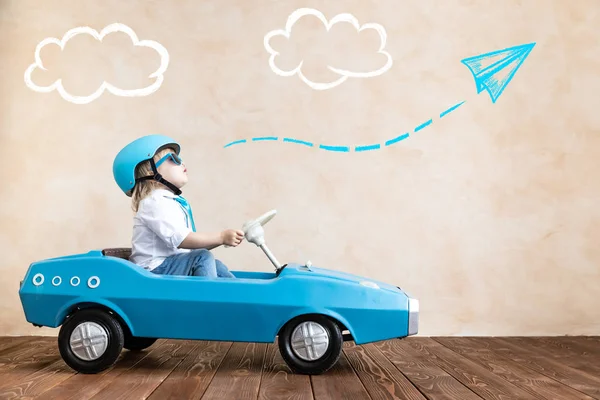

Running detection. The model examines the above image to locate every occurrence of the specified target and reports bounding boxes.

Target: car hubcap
[69,322,109,361]
[291,321,329,361]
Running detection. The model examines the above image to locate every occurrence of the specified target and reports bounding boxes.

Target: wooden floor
[0,336,599,400]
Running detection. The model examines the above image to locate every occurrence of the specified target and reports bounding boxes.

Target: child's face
[156,151,188,189]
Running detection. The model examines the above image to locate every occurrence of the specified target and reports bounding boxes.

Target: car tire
[58,308,124,374]
[278,314,343,375]
[124,335,157,351]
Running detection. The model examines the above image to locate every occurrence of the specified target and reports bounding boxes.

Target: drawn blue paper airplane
[225,41,537,151]
[461,42,535,103]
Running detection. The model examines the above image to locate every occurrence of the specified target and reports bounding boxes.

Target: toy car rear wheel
[124,335,157,351]
[278,314,343,375]
[58,308,124,374]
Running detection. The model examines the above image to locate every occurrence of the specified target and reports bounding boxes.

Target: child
[112,134,244,278]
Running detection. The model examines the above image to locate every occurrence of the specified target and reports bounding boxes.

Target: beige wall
[1,0,598,337]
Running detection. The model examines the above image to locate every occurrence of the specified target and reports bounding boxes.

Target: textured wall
[1,0,598,336]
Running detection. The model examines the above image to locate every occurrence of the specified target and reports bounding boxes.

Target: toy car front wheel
[58,308,124,374]
[278,314,343,375]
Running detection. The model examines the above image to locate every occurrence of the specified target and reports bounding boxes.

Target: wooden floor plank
[512,336,600,358]
[311,352,372,400]
[579,336,600,346]
[574,336,600,342]
[509,337,600,375]
[258,341,313,400]
[0,337,31,355]
[146,340,233,400]
[575,336,600,351]
[469,337,600,399]
[404,338,538,400]
[375,339,483,400]
[1,336,154,399]
[0,338,58,383]
[343,342,427,400]
[0,358,73,400]
[86,339,197,400]
[433,337,595,400]
[0,337,56,369]
[200,342,267,400]
[529,336,600,357]
[30,340,170,400]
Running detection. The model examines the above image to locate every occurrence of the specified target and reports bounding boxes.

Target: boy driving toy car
[113,134,243,278]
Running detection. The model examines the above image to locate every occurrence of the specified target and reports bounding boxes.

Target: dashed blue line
[224,139,246,148]
[355,144,381,152]
[414,119,432,132]
[440,101,466,118]
[224,99,465,151]
[319,144,349,152]
[284,138,313,147]
[385,133,410,146]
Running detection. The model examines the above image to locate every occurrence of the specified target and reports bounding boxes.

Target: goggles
[155,153,183,168]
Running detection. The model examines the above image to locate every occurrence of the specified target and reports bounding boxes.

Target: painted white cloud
[24,23,169,105]
[264,8,393,90]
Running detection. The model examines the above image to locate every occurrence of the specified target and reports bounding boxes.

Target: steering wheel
[242,210,286,273]
[223,210,277,249]
[242,209,276,234]
[242,210,277,246]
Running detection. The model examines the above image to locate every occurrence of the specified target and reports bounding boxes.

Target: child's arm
[138,196,244,251]
[179,229,245,250]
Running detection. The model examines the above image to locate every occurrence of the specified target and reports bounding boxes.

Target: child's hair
[131,147,176,212]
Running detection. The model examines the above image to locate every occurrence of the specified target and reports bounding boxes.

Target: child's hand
[221,229,245,247]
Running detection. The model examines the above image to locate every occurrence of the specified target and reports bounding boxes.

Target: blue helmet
[113,134,181,196]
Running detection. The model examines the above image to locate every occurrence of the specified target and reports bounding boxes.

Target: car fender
[56,297,135,336]
[275,307,356,342]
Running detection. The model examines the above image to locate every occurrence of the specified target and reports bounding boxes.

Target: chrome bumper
[408,297,419,336]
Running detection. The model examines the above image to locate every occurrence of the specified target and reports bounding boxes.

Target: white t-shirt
[130,189,193,270]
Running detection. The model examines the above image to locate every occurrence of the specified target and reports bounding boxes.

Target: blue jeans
[151,249,235,278]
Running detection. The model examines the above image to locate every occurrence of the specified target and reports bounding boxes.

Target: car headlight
[408,297,419,335]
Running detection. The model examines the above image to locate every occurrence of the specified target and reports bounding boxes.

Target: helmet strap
[135,158,182,195]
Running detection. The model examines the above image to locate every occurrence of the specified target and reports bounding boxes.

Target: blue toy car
[18,210,419,375]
